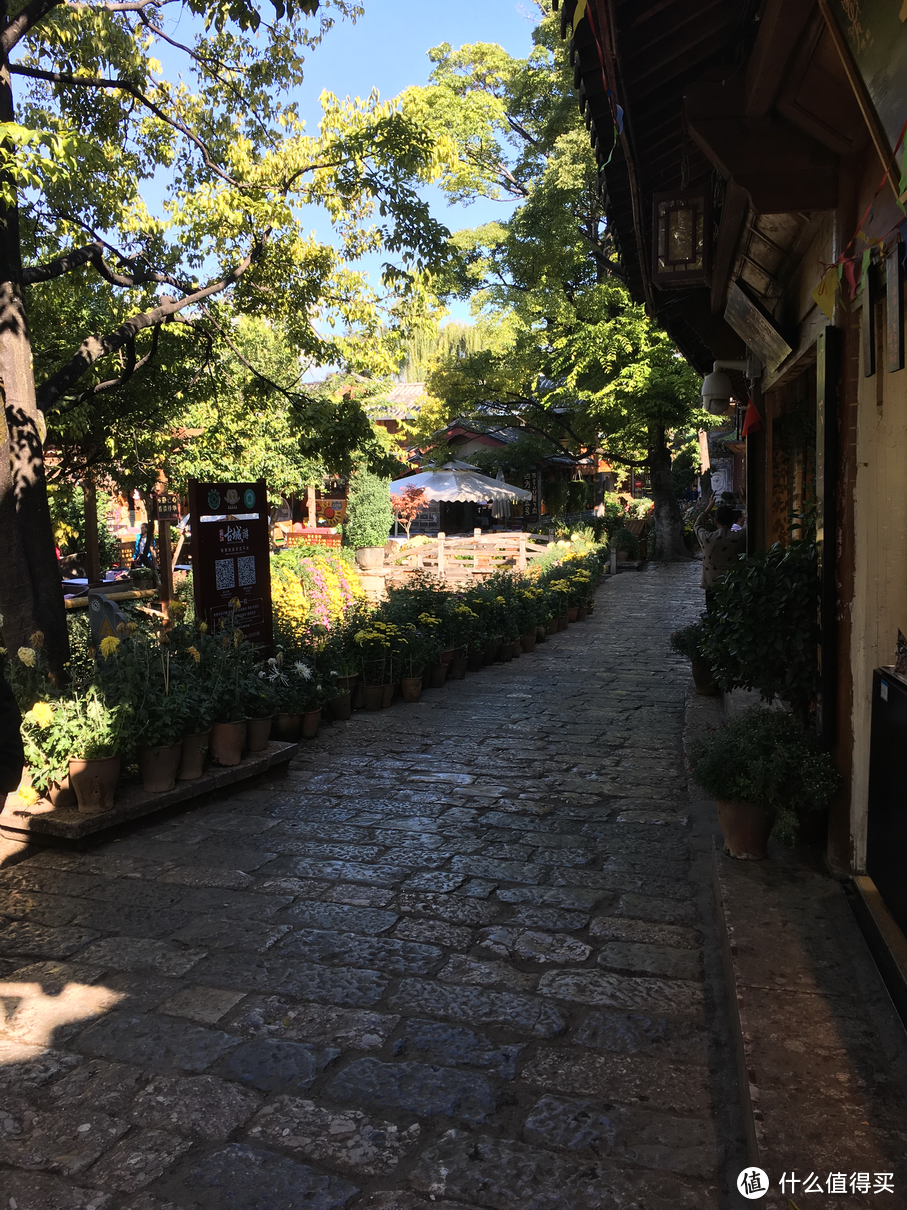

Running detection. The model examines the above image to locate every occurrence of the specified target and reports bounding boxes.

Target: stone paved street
[0,564,747,1209]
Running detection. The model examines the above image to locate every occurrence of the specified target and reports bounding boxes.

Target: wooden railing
[390,529,555,579]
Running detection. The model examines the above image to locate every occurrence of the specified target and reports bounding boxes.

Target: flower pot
[47,775,76,810]
[449,655,468,680]
[69,755,121,815]
[576,605,587,621]
[483,637,500,665]
[617,551,629,562]
[497,642,514,663]
[179,730,211,780]
[355,546,385,570]
[273,713,302,742]
[381,682,396,708]
[439,648,455,665]
[328,691,353,722]
[210,721,247,766]
[717,799,777,860]
[520,631,536,654]
[401,676,422,703]
[301,708,321,738]
[336,674,359,693]
[362,684,384,711]
[567,606,579,623]
[139,743,182,793]
[352,680,366,709]
[586,599,595,613]
[559,613,569,629]
[535,625,547,643]
[467,650,484,672]
[246,716,273,752]
[691,660,719,696]
[429,662,448,688]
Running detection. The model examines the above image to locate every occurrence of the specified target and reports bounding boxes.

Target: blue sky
[289,0,538,324]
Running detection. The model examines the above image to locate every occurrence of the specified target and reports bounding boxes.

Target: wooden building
[555,1,907,907]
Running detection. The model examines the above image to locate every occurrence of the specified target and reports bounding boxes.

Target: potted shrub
[345,466,393,569]
[36,690,126,815]
[207,610,257,765]
[612,527,640,563]
[686,706,839,859]
[669,621,717,695]
[174,633,215,781]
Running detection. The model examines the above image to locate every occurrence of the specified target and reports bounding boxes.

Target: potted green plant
[345,467,393,569]
[31,690,126,815]
[207,609,257,764]
[612,527,640,563]
[686,706,839,858]
[670,621,717,695]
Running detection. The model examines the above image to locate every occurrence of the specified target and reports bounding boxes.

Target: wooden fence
[390,529,555,581]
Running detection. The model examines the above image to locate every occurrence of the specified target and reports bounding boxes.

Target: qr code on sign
[237,556,256,587]
[215,558,235,590]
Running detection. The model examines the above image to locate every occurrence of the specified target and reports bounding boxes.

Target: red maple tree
[391,485,427,540]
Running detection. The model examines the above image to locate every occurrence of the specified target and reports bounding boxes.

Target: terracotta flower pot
[483,638,500,665]
[328,691,353,721]
[559,613,569,629]
[576,605,587,621]
[210,721,247,766]
[449,655,468,679]
[691,660,719,696]
[429,662,448,688]
[273,713,302,742]
[567,606,579,623]
[467,650,484,672]
[401,676,422,703]
[586,599,596,613]
[301,708,321,738]
[246,716,273,752]
[139,743,182,793]
[362,684,384,711]
[352,680,366,709]
[520,631,536,654]
[535,625,547,643]
[497,642,514,663]
[336,674,359,693]
[179,730,211,780]
[69,755,121,815]
[717,799,777,860]
[47,775,76,810]
[381,683,396,708]
[439,648,455,665]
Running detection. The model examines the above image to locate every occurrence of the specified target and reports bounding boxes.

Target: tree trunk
[649,434,691,562]
[0,49,69,677]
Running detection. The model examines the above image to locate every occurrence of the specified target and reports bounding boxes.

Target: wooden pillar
[307,484,317,529]
[816,327,840,749]
[518,532,527,571]
[157,512,173,628]
[437,532,446,578]
[83,478,101,586]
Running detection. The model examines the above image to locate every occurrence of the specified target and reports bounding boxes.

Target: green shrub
[686,706,838,844]
[670,621,705,662]
[612,527,640,559]
[344,467,393,549]
[701,540,818,714]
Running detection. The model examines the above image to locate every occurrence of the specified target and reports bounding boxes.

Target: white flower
[267,657,278,668]
[295,661,313,680]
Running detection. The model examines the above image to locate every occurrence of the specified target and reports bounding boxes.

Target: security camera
[701,360,747,415]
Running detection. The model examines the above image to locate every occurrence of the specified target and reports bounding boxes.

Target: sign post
[155,492,179,627]
[187,479,273,653]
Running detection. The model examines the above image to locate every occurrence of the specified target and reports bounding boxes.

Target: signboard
[88,591,129,644]
[825,0,907,156]
[187,479,273,653]
[724,281,793,372]
[155,493,180,523]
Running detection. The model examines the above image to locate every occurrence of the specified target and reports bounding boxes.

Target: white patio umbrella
[390,463,531,504]
[492,467,511,520]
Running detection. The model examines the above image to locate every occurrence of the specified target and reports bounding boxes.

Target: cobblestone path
[0,563,744,1209]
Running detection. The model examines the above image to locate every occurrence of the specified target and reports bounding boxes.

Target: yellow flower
[18,785,39,807]
[99,636,121,659]
[29,630,44,648]
[30,702,54,728]
[229,597,241,609]
[17,647,36,667]
[186,645,201,664]
[116,622,128,635]
[127,622,139,634]
[169,601,187,619]
[199,621,208,633]
[233,628,243,648]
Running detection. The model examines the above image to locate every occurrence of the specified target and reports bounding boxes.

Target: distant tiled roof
[369,381,427,421]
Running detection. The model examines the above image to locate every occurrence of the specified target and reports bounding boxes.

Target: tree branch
[1,0,64,55]
[36,233,267,412]
[21,239,165,287]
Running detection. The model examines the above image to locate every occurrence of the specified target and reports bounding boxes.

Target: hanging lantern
[652,190,710,287]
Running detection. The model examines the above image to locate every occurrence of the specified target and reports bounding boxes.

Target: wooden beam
[745,0,815,118]
[711,182,749,315]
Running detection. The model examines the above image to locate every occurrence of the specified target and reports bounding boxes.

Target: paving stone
[327,1057,497,1123]
[69,904,197,939]
[131,1073,260,1139]
[408,1130,716,1210]
[158,985,246,1025]
[327,883,396,908]
[456,877,498,898]
[616,809,689,825]
[228,997,398,1049]
[158,861,257,888]
[74,938,206,978]
[277,902,399,933]
[0,1042,81,1089]
[191,953,388,1006]
[0,971,123,1047]
[267,841,385,861]
[266,858,408,886]
[172,886,294,921]
[72,1011,239,1072]
[438,954,536,991]
[168,916,290,951]
[0,1172,111,1210]
[85,1129,194,1192]
[393,918,475,950]
[389,979,565,1038]
[450,856,541,883]
[401,871,467,893]
[359,1194,479,1210]
[118,1196,183,1210]
[225,1038,340,1092]
[476,927,592,965]
[523,1094,720,1178]
[589,915,700,949]
[520,1049,712,1114]
[396,891,500,926]
[0,922,99,961]
[504,904,590,931]
[186,1142,359,1208]
[0,890,86,927]
[572,1009,709,1066]
[246,1095,422,1176]
[279,929,444,975]
[537,967,703,1017]
[615,893,698,925]
[394,1019,525,1079]
[495,886,604,911]
[529,847,597,867]
[596,941,701,981]
[47,1059,143,1116]
[98,972,185,1015]
[0,1101,129,1175]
